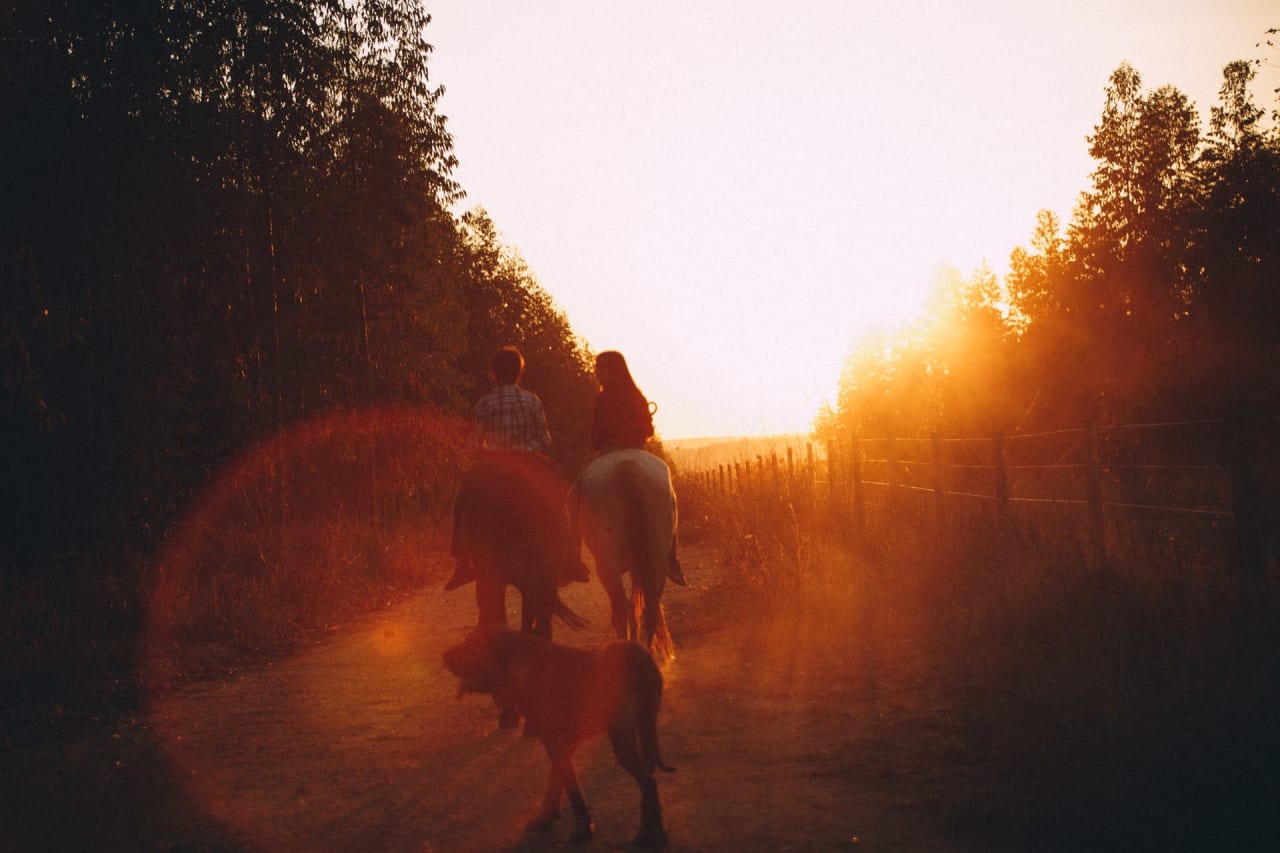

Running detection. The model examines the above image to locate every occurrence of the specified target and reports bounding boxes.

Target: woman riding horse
[565,351,686,657]
[569,350,685,586]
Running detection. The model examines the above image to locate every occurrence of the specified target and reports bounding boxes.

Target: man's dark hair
[490,346,525,384]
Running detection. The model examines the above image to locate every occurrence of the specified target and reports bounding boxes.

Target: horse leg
[639,566,667,649]
[597,561,634,641]
[475,567,520,727]
[519,591,535,634]
[474,568,507,628]
[520,583,554,640]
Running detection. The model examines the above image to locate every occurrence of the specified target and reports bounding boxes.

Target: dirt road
[6,546,1002,852]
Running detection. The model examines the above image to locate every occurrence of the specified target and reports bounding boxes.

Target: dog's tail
[635,651,676,773]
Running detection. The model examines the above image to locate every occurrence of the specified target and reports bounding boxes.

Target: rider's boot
[667,541,688,587]
[444,553,475,591]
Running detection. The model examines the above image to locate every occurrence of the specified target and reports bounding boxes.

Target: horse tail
[616,459,648,575]
[553,596,589,631]
[618,459,675,660]
[633,585,674,660]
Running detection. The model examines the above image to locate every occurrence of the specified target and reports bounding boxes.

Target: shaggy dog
[442,626,675,847]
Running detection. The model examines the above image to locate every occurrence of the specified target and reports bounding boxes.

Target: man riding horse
[447,346,589,634]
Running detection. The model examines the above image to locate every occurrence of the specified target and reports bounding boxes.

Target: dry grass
[677,469,1280,849]
[3,407,470,722]
[141,408,469,680]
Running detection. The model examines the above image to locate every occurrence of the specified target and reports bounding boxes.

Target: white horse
[576,449,678,660]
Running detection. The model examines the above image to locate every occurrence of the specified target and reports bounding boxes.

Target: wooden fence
[680,417,1278,584]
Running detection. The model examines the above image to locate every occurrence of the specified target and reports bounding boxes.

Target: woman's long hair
[596,350,642,395]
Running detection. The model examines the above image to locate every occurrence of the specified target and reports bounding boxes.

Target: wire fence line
[678,416,1276,582]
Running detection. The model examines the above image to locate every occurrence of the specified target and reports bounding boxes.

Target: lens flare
[141,405,479,844]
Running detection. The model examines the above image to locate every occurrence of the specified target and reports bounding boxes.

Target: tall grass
[3,406,471,716]
[677,466,1280,849]
[142,407,469,679]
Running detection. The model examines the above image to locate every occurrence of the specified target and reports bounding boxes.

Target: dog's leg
[561,758,594,843]
[609,723,666,848]
[527,749,594,842]
[634,776,666,849]
[525,761,563,833]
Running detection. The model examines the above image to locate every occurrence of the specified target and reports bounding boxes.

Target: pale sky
[424,1,1277,439]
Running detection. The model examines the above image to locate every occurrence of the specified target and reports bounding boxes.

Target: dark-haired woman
[567,351,687,586]
[589,350,656,452]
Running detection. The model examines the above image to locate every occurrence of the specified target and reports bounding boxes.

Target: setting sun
[427,0,1275,438]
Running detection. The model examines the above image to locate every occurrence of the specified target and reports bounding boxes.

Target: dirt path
[6,546,1005,852]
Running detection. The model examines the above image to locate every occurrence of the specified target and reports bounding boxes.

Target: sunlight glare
[426,0,1275,438]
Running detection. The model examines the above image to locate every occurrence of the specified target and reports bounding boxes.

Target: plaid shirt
[473,384,551,453]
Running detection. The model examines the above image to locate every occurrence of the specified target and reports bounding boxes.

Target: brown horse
[454,452,585,638]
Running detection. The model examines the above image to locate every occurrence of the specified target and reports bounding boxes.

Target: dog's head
[442,625,520,698]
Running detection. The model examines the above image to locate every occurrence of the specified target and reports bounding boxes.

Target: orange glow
[141,406,474,845]
[138,402,665,847]
[427,2,1273,438]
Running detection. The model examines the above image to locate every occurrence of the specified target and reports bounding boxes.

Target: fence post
[1222,416,1264,588]
[851,434,865,537]
[992,430,1009,523]
[1084,420,1106,566]
[806,443,815,497]
[931,431,945,525]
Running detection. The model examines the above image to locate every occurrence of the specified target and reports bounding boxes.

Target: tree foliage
[0,1,595,574]
[828,56,1280,441]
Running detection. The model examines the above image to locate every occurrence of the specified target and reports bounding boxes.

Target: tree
[1185,59,1280,413]
[1068,63,1201,419]
[0,1,592,575]
[1004,211,1098,427]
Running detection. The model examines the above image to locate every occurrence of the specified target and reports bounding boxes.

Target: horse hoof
[568,822,595,844]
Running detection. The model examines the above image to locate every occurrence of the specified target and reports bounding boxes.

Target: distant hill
[663,433,821,474]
